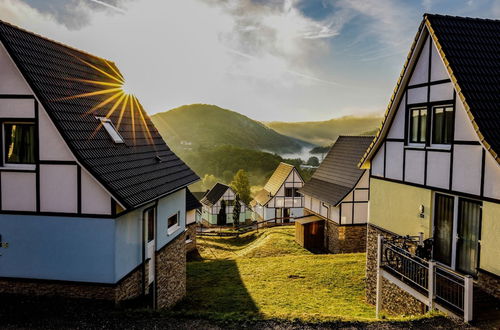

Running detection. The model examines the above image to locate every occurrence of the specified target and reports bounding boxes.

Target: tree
[201,174,217,191]
[230,169,251,204]
[233,194,241,228]
[307,156,320,167]
[217,199,227,226]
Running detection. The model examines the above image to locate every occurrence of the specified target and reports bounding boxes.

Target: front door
[283,208,291,223]
[456,198,481,276]
[143,207,156,289]
[433,193,454,266]
[433,194,482,275]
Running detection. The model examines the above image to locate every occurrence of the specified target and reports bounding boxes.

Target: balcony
[375,235,473,322]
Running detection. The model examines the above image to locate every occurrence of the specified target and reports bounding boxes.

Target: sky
[0,0,499,122]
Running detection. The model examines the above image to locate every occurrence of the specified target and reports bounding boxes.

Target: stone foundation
[185,223,197,253]
[366,224,426,316]
[325,220,366,254]
[156,231,186,309]
[0,263,143,303]
[477,269,500,299]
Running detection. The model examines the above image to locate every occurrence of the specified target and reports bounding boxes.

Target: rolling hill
[265,116,381,146]
[151,104,312,154]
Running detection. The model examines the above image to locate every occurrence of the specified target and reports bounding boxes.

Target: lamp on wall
[419,205,425,218]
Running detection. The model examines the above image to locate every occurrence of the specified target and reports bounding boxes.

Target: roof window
[96,117,124,143]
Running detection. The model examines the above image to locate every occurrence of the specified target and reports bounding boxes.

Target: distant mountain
[151,104,312,154]
[265,116,382,146]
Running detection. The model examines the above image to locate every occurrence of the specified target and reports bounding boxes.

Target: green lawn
[175,226,433,322]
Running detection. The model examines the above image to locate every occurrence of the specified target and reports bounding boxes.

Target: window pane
[285,188,293,197]
[433,108,444,144]
[168,214,178,228]
[420,109,427,143]
[443,107,454,144]
[4,123,35,164]
[410,110,420,143]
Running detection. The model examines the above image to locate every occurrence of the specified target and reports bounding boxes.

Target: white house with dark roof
[298,136,373,253]
[0,21,199,308]
[251,162,304,222]
[360,14,500,322]
[200,183,251,226]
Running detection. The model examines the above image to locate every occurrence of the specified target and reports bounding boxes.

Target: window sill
[0,164,36,171]
[404,145,451,151]
[167,224,180,235]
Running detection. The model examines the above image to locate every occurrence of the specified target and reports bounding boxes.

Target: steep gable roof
[253,162,296,206]
[200,183,229,206]
[0,20,199,209]
[186,189,202,211]
[360,14,500,167]
[300,136,373,206]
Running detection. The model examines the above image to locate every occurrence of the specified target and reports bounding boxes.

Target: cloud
[0,0,346,121]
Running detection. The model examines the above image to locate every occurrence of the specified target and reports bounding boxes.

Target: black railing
[377,235,473,322]
[434,266,466,312]
[381,239,429,293]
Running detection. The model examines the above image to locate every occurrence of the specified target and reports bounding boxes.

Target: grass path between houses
[172,226,441,323]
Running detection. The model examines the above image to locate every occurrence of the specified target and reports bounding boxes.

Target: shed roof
[0,20,199,209]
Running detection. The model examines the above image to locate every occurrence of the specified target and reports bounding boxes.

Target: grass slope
[151,104,311,154]
[176,227,436,323]
[266,115,381,146]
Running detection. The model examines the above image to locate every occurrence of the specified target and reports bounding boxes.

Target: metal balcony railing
[376,235,473,322]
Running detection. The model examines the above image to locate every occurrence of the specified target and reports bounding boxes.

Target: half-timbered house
[0,21,199,308]
[251,162,304,222]
[360,14,500,321]
[200,183,251,226]
[299,136,373,253]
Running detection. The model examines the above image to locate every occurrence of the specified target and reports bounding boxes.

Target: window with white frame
[409,108,427,144]
[167,212,179,234]
[432,105,454,145]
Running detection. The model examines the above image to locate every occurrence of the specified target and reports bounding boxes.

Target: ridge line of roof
[0,19,116,65]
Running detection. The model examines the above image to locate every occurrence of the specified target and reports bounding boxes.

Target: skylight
[96,117,124,143]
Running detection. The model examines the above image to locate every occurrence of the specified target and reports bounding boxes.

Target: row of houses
[0,13,498,323]
[196,13,500,322]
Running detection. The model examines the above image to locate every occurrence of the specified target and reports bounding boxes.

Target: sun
[120,80,134,96]
[54,52,154,146]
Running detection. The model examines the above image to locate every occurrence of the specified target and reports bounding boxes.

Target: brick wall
[156,231,186,309]
[325,220,366,254]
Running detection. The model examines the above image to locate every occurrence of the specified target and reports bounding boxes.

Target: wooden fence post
[464,275,473,322]
[376,234,382,319]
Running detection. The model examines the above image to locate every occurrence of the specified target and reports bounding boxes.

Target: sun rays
[55,52,155,146]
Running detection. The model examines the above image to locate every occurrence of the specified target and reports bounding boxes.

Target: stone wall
[115,265,143,302]
[0,278,115,300]
[366,224,426,316]
[325,220,366,254]
[156,231,186,309]
[477,269,500,299]
[185,223,197,253]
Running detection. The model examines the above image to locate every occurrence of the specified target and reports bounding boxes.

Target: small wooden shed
[295,215,324,251]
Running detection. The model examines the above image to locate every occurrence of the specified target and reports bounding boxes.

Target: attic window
[96,117,124,143]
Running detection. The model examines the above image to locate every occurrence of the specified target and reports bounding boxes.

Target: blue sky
[1,0,499,121]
